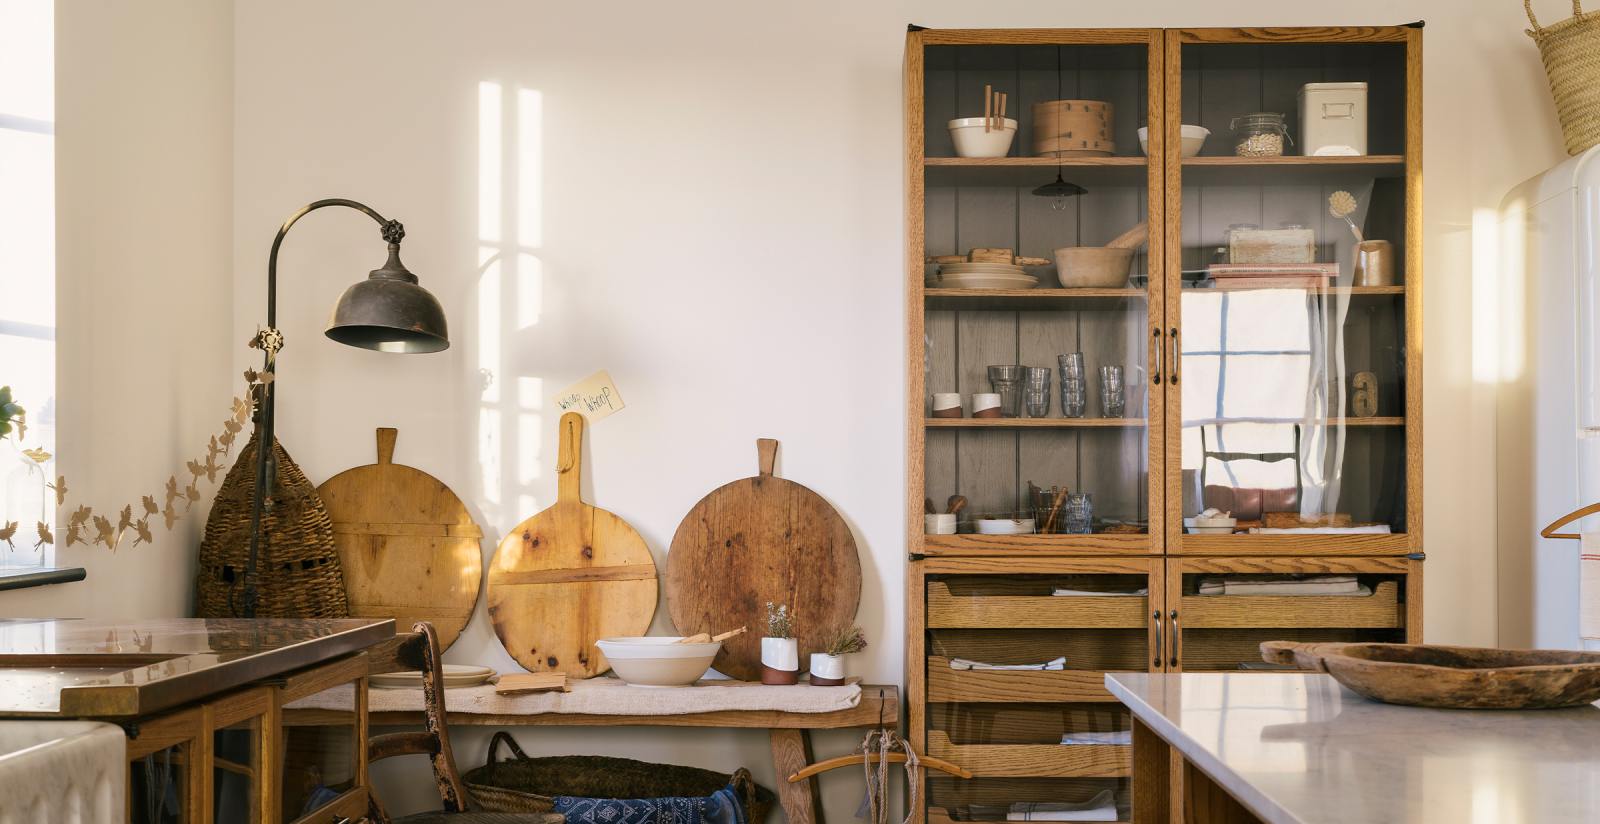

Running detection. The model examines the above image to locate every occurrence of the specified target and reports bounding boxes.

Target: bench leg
[768,728,823,824]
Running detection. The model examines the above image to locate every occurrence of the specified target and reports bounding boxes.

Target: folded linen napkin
[949,656,1066,671]
[1247,525,1392,534]
[1052,587,1148,597]
[1005,790,1118,822]
[1196,575,1368,596]
[1059,729,1132,746]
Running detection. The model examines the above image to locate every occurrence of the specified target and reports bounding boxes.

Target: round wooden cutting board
[487,412,658,679]
[316,428,484,650]
[665,439,862,681]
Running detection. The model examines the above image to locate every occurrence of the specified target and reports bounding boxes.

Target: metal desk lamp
[241,198,449,617]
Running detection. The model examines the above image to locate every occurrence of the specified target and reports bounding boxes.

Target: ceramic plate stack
[371,664,497,690]
[931,262,1039,290]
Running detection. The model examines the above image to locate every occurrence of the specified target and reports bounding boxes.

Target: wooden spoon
[946,495,967,517]
[676,626,748,645]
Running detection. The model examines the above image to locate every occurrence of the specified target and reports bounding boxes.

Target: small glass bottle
[1230,112,1290,157]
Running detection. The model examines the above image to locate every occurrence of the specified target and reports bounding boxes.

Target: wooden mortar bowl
[1262,641,1600,709]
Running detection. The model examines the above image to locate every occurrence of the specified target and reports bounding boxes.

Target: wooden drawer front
[928,582,1147,629]
[927,731,1130,778]
[927,657,1120,703]
[1180,581,1402,629]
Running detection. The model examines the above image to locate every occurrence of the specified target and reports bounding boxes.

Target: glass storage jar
[1230,112,1290,157]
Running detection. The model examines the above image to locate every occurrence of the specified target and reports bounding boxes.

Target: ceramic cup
[972,393,1002,418]
[1353,239,1396,287]
[809,652,846,686]
[925,513,957,535]
[931,392,963,418]
[760,636,800,685]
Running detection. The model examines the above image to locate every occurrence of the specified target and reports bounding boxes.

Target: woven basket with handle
[196,432,348,618]
[1526,0,1600,154]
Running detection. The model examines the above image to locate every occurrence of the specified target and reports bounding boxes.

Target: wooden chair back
[366,621,470,823]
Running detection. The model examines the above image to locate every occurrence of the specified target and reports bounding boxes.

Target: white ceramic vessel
[948,117,1017,157]
[1138,124,1210,157]
[810,653,846,682]
[596,637,720,687]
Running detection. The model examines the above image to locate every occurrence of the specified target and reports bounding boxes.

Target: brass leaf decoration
[50,475,67,507]
[133,519,154,546]
[162,502,179,530]
[21,447,50,464]
[65,522,82,547]
[0,521,15,549]
[34,522,52,549]
[142,495,158,516]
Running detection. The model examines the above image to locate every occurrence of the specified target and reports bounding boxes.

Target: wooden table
[285,652,897,824]
[1107,671,1600,823]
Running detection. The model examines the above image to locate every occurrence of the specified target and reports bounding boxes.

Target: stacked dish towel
[1196,575,1371,596]
[1052,587,1148,597]
[1059,729,1131,746]
[949,657,1066,671]
[998,790,1119,821]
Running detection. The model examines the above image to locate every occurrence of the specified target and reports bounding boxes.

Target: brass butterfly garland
[0,371,271,552]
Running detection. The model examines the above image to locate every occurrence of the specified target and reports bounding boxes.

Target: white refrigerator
[1497,145,1600,650]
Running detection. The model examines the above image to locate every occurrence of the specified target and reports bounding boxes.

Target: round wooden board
[487,412,658,679]
[316,428,483,650]
[665,439,862,681]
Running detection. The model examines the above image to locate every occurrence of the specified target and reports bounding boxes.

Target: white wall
[0,0,235,618]
[13,0,1567,818]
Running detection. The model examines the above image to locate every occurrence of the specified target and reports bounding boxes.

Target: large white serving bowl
[596,637,721,687]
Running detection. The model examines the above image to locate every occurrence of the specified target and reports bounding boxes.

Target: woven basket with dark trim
[196,432,348,618]
[463,731,775,822]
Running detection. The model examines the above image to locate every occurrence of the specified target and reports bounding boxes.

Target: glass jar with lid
[1230,112,1290,157]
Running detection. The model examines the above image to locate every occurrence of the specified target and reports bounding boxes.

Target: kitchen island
[0,617,394,823]
[1106,671,1600,823]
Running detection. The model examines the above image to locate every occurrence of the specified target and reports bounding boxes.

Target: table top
[0,617,394,717]
[1106,672,1600,824]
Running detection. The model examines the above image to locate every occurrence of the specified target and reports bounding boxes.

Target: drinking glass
[988,365,1023,417]
[1100,365,1125,418]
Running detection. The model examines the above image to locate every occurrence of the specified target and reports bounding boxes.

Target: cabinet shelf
[1181,154,1405,184]
[923,533,1152,556]
[928,582,1148,629]
[1180,581,1402,629]
[925,418,1146,429]
[927,731,1131,778]
[925,156,1150,186]
[927,657,1124,703]
[924,287,1146,310]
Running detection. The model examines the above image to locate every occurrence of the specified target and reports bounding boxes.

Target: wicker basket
[1526,0,1600,154]
[463,732,775,822]
[196,432,349,618]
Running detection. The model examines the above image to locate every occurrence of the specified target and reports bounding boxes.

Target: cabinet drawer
[927,731,1130,778]
[1181,580,1402,629]
[928,582,1148,629]
[927,657,1120,703]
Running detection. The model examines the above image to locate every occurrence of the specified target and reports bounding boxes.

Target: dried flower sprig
[0,370,268,554]
[765,601,795,639]
[823,625,868,656]
[1328,190,1363,243]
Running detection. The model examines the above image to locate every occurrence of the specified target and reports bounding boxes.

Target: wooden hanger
[1540,501,1600,540]
[785,689,972,782]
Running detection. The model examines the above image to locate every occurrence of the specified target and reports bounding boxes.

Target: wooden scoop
[1106,222,1149,250]
[676,626,748,645]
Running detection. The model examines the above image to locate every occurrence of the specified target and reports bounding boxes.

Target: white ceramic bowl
[596,637,720,687]
[1137,125,1211,158]
[1188,514,1237,535]
[949,117,1018,158]
[975,517,1035,535]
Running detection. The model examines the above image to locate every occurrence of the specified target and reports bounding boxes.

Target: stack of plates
[930,262,1039,290]
[371,664,496,690]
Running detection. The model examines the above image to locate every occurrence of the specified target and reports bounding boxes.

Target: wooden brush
[1042,486,1070,534]
[946,495,967,517]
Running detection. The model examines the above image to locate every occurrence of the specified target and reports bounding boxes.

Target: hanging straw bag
[1525,0,1600,154]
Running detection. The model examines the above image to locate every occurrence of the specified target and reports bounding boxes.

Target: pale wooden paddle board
[316,428,484,651]
[487,412,658,678]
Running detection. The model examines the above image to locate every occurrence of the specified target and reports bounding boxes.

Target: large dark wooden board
[665,439,862,681]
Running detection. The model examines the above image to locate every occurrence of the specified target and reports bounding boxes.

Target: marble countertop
[1106,672,1600,824]
[0,617,393,717]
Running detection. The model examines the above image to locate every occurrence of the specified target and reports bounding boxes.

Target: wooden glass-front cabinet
[905,25,1422,824]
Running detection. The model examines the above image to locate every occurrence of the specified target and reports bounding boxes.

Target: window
[0,0,56,565]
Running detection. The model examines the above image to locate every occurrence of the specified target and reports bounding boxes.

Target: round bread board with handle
[665,438,862,681]
[487,411,658,678]
[315,427,483,650]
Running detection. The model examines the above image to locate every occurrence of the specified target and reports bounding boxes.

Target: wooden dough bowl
[1262,641,1600,709]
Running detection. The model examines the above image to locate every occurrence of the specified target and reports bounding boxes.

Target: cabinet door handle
[1151,328,1163,385]
[1152,610,1163,669]
[1169,327,1180,385]
[1168,609,1180,668]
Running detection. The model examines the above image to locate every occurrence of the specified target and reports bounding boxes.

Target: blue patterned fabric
[551,784,745,824]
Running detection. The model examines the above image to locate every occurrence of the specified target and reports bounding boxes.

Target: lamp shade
[325,250,450,353]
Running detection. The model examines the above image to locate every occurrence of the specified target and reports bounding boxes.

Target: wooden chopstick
[998,92,1007,128]
[984,84,992,133]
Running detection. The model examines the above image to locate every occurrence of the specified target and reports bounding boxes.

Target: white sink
[0,720,123,823]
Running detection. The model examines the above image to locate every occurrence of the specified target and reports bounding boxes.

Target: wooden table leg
[1183,760,1264,824]
[1132,717,1170,824]
[768,728,824,824]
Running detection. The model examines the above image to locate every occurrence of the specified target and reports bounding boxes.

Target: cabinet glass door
[1163,30,1418,554]
[913,31,1165,556]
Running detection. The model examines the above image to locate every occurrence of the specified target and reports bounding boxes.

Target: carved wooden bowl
[1261,641,1600,709]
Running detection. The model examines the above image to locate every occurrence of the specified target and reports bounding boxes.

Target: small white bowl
[596,637,720,688]
[975,517,1035,535]
[1138,125,1211,158]
[949,117,1018,158]
[1187,514,1237,535]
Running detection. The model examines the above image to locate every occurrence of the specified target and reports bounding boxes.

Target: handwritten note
[554,370,625,421]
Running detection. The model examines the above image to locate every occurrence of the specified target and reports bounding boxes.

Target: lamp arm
[241,197,403,618]
[265,198,402,328]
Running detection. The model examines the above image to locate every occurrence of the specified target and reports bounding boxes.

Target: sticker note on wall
[554,370,625,422]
